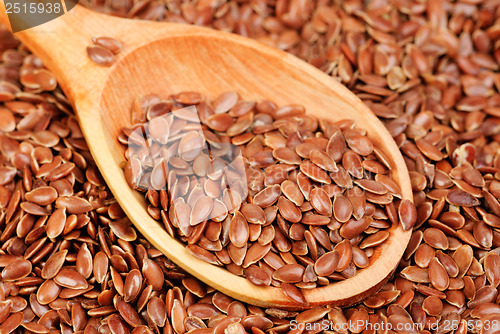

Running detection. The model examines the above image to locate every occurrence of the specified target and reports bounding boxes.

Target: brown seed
[187,303,221,319]
[0,301,12,324]
[93,251,108,284]
[44,162,75,181]
[423,295,444,317]
[53,268,88,289]
[0,107,15,132]
[225,322,245,334]
[173,201,191,234]
[272,264,305,283]
[398,199,417,230]
[401,266,430,283]
[240,204,266,225]
[345,187,366,220]
[55,197,93,214]
[354,179,387,195]
[257,225,274,245]
[359,231,390,249]
[124,269,143,302]
[124,157,142,189]
[348,308,369,333]
[277,196,302,223]
[314,250,339,277]
[333,194,353,222]
[273,147,301,164]
[107,313,129,333]
[87,45,115,66]
[92,36,123,53]
[109,220,137,241]
[309,149,337,172]
[446,189,480,206]
[244,265,271,286]
[71,303,87,331]
[2,259,31,281]
[187,245,222,266]
[281,283,307,305]
[468,286,498,308]
[414,243,434,268]
[484,213,500,228]
[352,246,370,269]
[190,196,214,226]
[474,221,492,250]
[0,312,23,333]
[439,211,465,229]
[281,180,304,206]
[242,243,271,268]
[21,322,50,334]
[229,211,249,248]
[231,100,255,117]
[301,214,330,225]
[300,161,331,184]
[484,252,500,288]
[147,296,167,327]
[332,239,351,272]
[296,142,317,159]
[452,245,474,278]
[346,135,374,156]
[423,228,449,250]
[206,113,234,132]
[415,138,443,161]
[116,298,142,327]
[339,217,371,240]
[342,150,363,179]
[76,243,92,279]
[365,191,393,205]
[171,299,187,334]
[310,188,332,216]
[253,185,281,208]
[296,172,313,201]
[25,186,58,206]
[227,113,253,137]
[0,166,16,186]
[20,202,48,215]
[142,258,164,290]
[173,91,203,104]
[41,249,67,279]
[31,130,59,147]
[36,279,61,305]
[428,257,449,291]
[326,131,346,162]
[213,91,239,114]
[375,174,402,198]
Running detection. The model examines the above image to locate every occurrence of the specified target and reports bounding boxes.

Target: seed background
[0,0,499,333]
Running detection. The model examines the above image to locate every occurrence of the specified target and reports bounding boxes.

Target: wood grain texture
[0,4,412,309]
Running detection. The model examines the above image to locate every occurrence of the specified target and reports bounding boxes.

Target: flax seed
[86,45,115,66]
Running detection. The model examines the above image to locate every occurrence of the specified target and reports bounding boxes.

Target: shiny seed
[272,264,305,283]
[2,259,31,281]
[53,268,88,289]
[314,250,339,277]
[86,45,115,66]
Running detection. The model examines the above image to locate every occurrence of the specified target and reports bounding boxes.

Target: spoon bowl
[0,5,412,309]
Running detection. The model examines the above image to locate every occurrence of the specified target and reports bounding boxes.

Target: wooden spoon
[0,5,412,309]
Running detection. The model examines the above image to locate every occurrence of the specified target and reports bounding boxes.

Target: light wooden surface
[0,4,413,309]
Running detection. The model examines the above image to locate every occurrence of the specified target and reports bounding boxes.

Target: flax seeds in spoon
[120,91,416,302]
